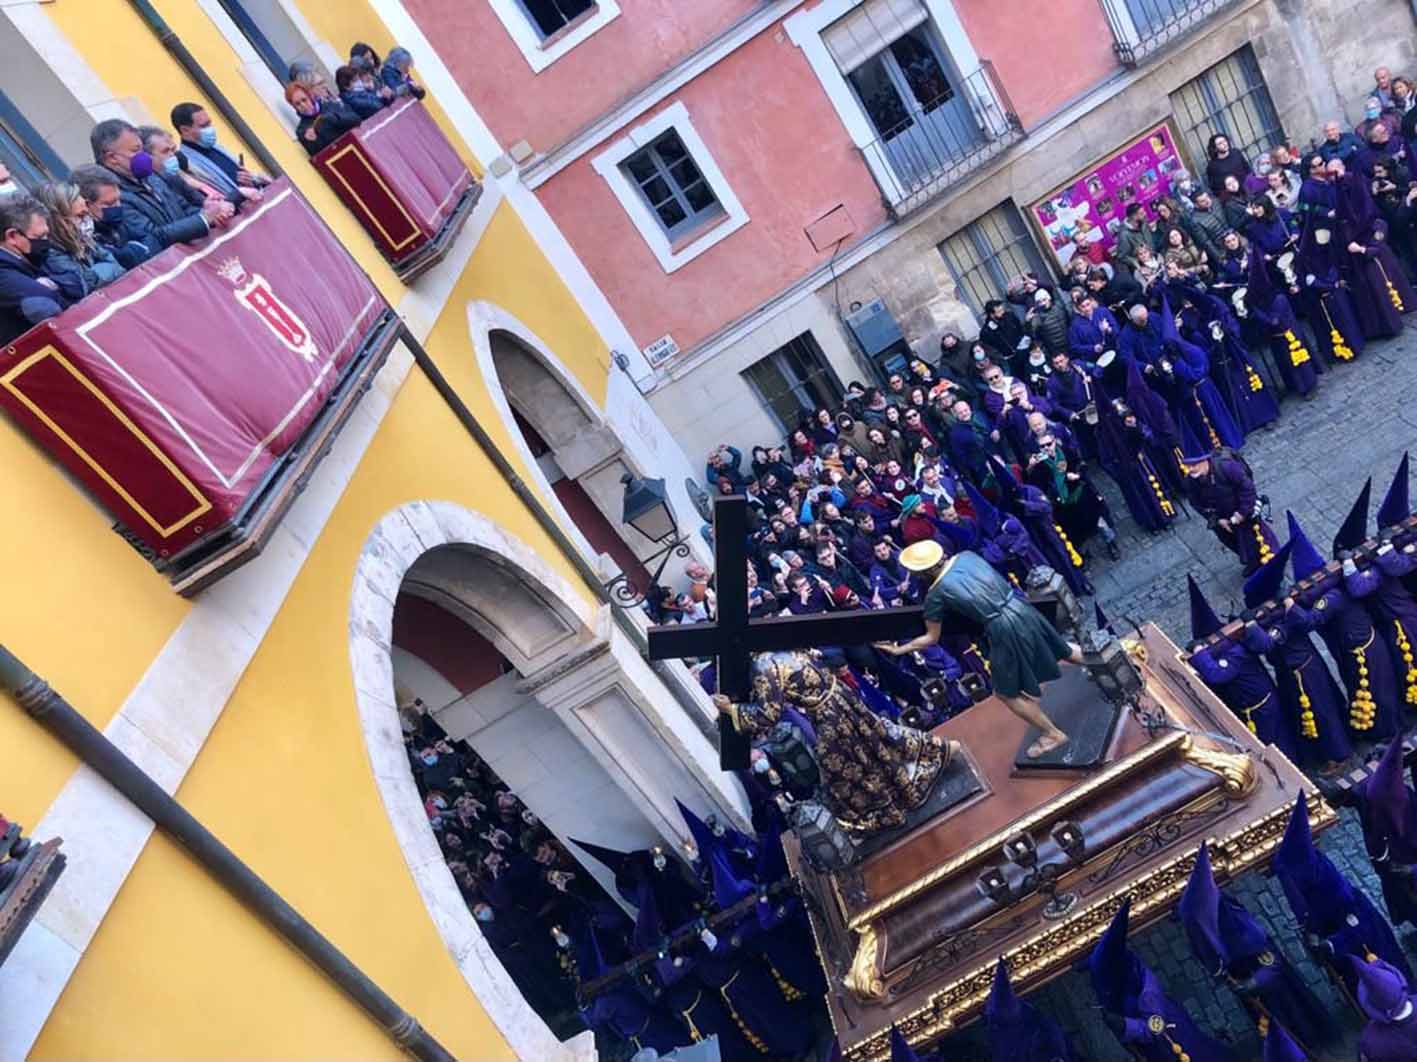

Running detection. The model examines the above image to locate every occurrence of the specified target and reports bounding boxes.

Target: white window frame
[487,0,622,75]
[592,100,749,274]
[785,0,982,206]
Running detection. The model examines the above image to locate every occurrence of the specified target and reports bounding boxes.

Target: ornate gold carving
[1122,638,1149,666]
[842,793,1338,1062]
[1179,737,1258,796]
[845,924,886,1002]
[846,732,1187,930]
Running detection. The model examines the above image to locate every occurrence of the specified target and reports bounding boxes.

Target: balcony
[859,61,1023,219]
[1098,0,1242,66]
[0,178,400,595]
[313,99,482,283]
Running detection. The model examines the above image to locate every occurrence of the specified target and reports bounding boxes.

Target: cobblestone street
[936,327,1417,1061]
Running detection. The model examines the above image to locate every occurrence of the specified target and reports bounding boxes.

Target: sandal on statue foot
[1027,732,1069,759]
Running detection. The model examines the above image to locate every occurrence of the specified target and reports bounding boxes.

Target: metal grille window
[622,130,724,240]
[742,333,844,436]
[516,0,596,39]
[938,203,1050,321]
[1171,46,1284,166]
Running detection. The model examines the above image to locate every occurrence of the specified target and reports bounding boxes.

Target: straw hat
[899,540,945,573]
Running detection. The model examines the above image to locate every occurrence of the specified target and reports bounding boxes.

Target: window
[0,92,66,191]
[622,130,723,240]
[742,333,844,435]
[592,101,749,273]
[1171,46,1284,166]
[938,203,1050,320]
[828,3,982,187]
[487,0,621,73]
[517,0,596,39]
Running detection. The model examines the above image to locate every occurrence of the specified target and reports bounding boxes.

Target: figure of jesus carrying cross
[646,496,1084,767]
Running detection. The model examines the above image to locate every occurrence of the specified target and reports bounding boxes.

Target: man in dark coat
[91,118,228,254]
[0,194,68,344]
[1182,446,1278,574]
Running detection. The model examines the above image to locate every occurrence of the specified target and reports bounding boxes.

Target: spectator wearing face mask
[0,162,17,198]
[171,102,268,204]
[137,126,216,213]
[71,165,151,268]
[381,46,427,100]
[0,194,69,345]
[336,63,393,119]
[31,181,124,301]
[92,119,229,251]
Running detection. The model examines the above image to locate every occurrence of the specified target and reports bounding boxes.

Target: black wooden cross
[647,496,946,768]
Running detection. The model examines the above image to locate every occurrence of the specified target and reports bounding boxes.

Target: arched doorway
[349,501,745,1060]
[469,302,673,593]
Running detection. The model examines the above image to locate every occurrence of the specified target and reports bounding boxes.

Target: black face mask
[24,237,50,266]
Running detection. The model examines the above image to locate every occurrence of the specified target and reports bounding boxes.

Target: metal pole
[0,643,451,1062]
[125,0,286,179]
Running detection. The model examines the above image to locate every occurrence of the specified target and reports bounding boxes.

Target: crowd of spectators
[653,64,1417,757]
[399,697,825,1058]
[0,40,427,345]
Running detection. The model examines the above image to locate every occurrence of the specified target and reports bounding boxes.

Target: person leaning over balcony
[0,195,69,345]
[31,182,123,302]
[92,119,230,254]
[336,64,391,120]
[286,83,362,157]
[171,102,269,204]
[71,165,151,269]
[380,47,426,101]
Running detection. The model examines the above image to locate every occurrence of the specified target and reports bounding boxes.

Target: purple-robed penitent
[1089,900,1236,1061]
[1353,956,1417,1061]
[1176,281,1280,433]
[1243,247,1321,396]
[1118,305,1245,450]
[1296,216,1366,363]
[1359,737,1417,928]
[984,959,1076,1061]
[1338,173,1412,339]
[1251,606,1353,765]
[1190,636,1299,759]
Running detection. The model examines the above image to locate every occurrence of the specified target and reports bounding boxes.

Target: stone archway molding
[349,500,598,1062]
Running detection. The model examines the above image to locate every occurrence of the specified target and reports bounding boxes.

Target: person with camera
[1181,445,1278,575]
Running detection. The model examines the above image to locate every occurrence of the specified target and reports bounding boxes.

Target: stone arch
[468,301,659,579]
[349,501,744,1060]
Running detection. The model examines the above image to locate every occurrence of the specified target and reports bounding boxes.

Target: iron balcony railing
[858,60,1023,218]
[1097,0,1243,65]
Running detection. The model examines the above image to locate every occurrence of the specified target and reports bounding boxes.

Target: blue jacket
[380,64,426,100]
[41,242,124,303]
[0,247,69,345]
[1318,132,1364,164]
[107,166,209,251]
[341,89,387,120]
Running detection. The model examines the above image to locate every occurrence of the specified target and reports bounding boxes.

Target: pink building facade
[407,0,1417,463]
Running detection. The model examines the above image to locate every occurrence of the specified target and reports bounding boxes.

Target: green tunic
[923,550,1071,698]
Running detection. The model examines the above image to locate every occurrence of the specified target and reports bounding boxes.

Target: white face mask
[78,216,95,239]
[0,181,16,197]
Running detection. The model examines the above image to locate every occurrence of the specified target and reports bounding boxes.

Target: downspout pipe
[0,644,452,1062]
[125,0,286,180]
[399,326,719,746]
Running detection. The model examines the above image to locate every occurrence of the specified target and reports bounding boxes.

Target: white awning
[822,0,929,74]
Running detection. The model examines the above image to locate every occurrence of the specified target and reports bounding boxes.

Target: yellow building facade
[0,1,743,1058]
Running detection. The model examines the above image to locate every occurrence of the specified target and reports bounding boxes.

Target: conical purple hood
[1332,478,1372,555]
[707,835,754,909]
[1286,512,1326,581]
[1188,574,1223,641]
[1178,843,1224,974]
[1378,452,1411,529]
[985,958,1022,1022]
[1351,955,1412,1022]
[675,799,717,867]
[1087,897,1142,1013]
[965,480,1002,538]
[1364,738,1413,844]
[1244,539,1294,608]
[631,878,664,954]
